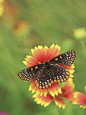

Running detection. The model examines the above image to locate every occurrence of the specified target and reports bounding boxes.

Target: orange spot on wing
[61,79,63,82]
[57,69,59,72]
[43,86,45,89]
[45,84,48,88]
[31,68,33,71]
[64,78,66,81]
[57,80,60,82]
[18,72,22,77]
[39,85,42,89]
[66,76,69,78]
[60,56,62,59]
[35,66,38,69]
[55,58,58,61]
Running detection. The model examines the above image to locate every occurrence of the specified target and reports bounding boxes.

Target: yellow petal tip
[31,48,34,54]
[58,88,62,94]
[34,46,38,50]
[44,92,47,97]
[38,45,43,49]
[62,105,66,109]
[50,43,55,48]
[29,86,32,91]
[44,45,48,49]
[22,61,27,65]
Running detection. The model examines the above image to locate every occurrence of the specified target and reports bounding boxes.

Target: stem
[80,40,86,52]
[55,105,60,115]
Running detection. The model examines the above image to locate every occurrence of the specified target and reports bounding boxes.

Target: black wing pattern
[18,64,44,82]
[35,64,70,89]
[50,50,76,66]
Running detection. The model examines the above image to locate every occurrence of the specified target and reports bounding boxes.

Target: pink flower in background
[0,112,9,115]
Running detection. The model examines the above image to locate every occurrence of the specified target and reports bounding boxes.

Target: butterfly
[18,50,76,89]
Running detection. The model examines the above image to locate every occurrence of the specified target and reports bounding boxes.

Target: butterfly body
[18,50,76,89]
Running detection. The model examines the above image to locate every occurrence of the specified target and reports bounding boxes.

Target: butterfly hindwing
[35,64,70,89]
[50,50,76,66]
[18,64,44,82]
[35,67,54,89]
[50,64,70,83]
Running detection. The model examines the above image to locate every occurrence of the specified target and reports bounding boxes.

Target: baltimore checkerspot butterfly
[18,50,76,89]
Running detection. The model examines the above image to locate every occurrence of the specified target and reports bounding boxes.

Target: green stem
[55,106,60,115]
[80,40,86,52]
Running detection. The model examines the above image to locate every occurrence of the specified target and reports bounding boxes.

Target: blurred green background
[0,0,86,115]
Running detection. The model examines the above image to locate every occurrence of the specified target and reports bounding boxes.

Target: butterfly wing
[35,67,54,89]
[50,64,70,83]
[18,64,44,82]
[50,50,76,66]
[35,64,70,89]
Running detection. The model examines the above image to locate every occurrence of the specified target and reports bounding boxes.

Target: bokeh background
[0,0,86,115]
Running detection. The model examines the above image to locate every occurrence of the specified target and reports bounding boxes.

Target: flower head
[73,86,86,109]
[74,28,86,40]
[22,44,75,98]
[13,20,29,37]
[33,79,75,109]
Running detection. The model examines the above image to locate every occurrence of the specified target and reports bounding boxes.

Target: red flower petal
[80,104,86,109]
[33,94,53,107]
[62,81,75,94]
[78,100,86,105]
[48,83,62,97]
[43,46,51,61]
[74,92,86,101]
[54,98,66,109]
[31,44,61,63]
[64,91,75,101]
[23,56,39,67]
[48,44,60,60]
[74,92,86,104]
[31,46,47,63]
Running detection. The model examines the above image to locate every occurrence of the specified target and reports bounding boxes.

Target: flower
[74,28,86,39]
[0,112,9,115]
[0,0,4,17]
[13,20,29,37]
[23,44,75,97]
[33,79,75,109]
[0,0,4,3]
[73,86,86,109]
[4,1,17,18]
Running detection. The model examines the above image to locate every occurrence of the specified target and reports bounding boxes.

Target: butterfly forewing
[18,64,44,82]
[50,50,76,66]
